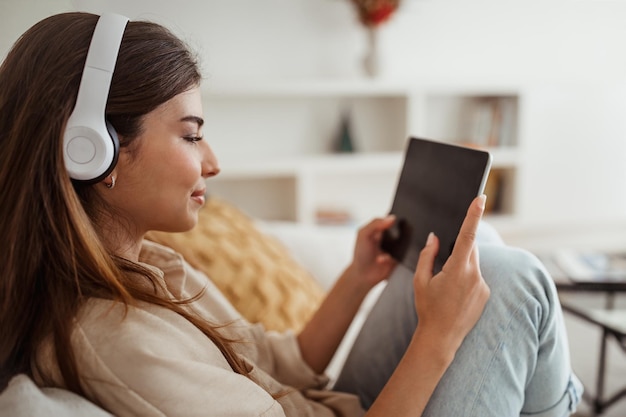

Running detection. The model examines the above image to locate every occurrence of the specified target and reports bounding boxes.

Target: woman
[0,12,581,416]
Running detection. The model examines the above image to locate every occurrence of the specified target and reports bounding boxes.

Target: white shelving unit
[202,79,524,227]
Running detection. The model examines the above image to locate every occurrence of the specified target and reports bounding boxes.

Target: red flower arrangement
[351,0,400,27]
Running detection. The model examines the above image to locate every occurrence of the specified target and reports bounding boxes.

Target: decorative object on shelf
[350,0,400,77]
[363,26,380,77]
[334,112,356,153]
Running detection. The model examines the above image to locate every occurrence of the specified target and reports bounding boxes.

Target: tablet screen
[380,137,492,272]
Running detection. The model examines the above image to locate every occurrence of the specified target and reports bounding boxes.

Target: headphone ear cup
[105,119,120,174]
[63,120,119,184]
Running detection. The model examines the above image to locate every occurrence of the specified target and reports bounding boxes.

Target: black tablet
[380,137,492,272]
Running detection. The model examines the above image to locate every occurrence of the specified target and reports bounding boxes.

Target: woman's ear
[102,170,117,189]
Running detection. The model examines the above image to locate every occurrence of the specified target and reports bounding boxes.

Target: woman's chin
[152,214,198,234]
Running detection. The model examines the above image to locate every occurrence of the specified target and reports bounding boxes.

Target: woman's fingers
[414,232,439,287]
[354,214,394,248]
[445,195,486,269]
[412,195,490,340]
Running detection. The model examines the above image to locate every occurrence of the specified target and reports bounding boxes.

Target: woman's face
[105,87,219,235]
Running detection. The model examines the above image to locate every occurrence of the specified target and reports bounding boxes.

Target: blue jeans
[333,240,583,416]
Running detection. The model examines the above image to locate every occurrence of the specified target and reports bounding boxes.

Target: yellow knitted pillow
[145,196,325,332]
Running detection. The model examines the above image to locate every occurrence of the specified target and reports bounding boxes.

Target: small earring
[105,175,116,189]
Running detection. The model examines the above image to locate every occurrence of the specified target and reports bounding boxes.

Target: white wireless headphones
[63,13,129,183]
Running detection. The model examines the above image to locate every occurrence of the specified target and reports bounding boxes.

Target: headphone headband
[63,13,129,183]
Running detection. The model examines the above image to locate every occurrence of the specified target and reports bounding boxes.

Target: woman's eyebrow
[180,115,204,127]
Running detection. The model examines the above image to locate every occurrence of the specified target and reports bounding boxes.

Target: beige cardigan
[37,241,365,417]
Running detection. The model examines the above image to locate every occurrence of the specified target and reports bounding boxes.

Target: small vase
[362,26,380,78]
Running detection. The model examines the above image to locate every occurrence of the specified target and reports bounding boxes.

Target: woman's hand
[413,195,491,351]
[347,214,398,291]
[366,196,491,417]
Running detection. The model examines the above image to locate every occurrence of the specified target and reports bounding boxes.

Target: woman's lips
[191,188,206,205]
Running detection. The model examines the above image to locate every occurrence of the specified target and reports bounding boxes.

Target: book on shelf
[482,169,504,214]
[469,97,517,148]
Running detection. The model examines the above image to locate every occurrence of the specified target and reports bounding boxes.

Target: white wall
[0,0,72,58]
[3,0,626,248]
[5,0,626,82]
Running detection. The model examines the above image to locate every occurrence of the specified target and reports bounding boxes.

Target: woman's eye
[183,136,203,143]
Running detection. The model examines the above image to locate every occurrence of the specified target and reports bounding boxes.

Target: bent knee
[478,244,557,304]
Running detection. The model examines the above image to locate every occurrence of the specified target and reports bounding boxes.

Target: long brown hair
[0,12,250,393]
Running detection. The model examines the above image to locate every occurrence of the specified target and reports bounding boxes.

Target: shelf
[488,147,521,168]
[216,153,402,178]
[205,78,410,97]
[204,79,522,98]
[214,146,518,180]
[202,81,524,226]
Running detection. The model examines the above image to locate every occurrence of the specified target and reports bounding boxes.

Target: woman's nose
[201,144,220,178]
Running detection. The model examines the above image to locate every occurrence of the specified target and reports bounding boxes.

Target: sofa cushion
[0,374,111,417]
[145,196,325,332]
